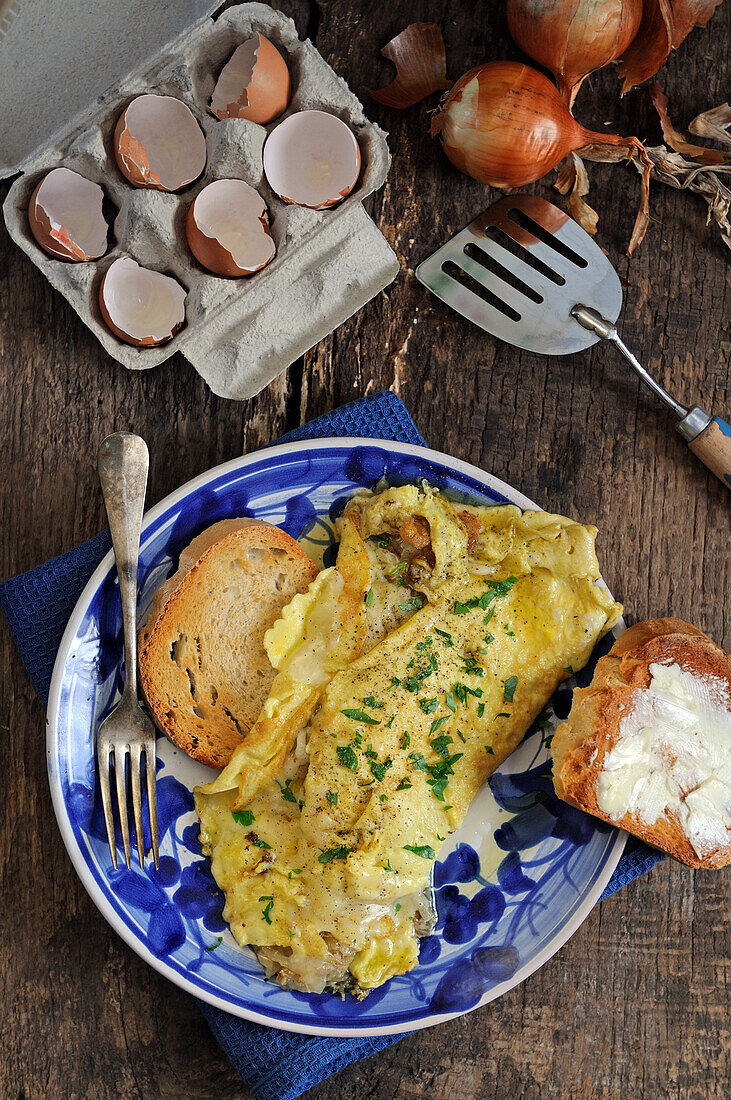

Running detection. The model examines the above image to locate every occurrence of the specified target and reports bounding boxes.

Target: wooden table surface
[1,2,728,1098]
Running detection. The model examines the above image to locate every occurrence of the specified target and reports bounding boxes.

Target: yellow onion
[430,62,646,189]
[507,0,643,106]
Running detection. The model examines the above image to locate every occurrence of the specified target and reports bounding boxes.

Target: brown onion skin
[507,0,643,105]
[431,63,584,188]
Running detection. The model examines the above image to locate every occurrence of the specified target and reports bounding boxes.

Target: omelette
[195,484,621,995]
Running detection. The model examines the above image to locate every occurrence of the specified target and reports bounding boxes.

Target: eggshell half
[99,257,187,346]
[210,34,291,124]
[263,111,361,209]
[185,179,276,278]
[114,95,207,192]
[28,168,108,261]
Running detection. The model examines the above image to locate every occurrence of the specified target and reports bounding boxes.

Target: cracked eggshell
[209,34,291,124]
[28,168,108,261]
[263,110,361,209]
[113,95,207,192]
[185,179,276,278]
[99,257,187,346]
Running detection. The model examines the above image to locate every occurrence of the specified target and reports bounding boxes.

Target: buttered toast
[138,518,319,769]
[551,618,731,869]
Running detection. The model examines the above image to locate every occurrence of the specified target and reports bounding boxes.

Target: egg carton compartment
[2,2,398,398]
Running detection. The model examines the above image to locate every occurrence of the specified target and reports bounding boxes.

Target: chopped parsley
[477,702,485,718]
[342,708,381,724]
[384,859,395,872]
[456,729,466,743]
[400,595,425,612]
[445,691,457,713]
[364,588,374,606]
[326,790,338,808]
[232,809,255,827]
[408,752,430,771]
[204,936,223,952]
[496,712,511,719]
[362,695,384,709]
[453,682,483,704]
[483,633,495,645]
[484,745,495,755]
[380,793,388,802]
[278,779,298,805]
[563,665,574,675]
[536,707,554,730]
[388,677,401,691]
[337,744,359,771]
[434,627,454,647]
[403,843,435,859]
[318,846,354,863]
[429,715,450,736]
[395,903,402,913]
[259,896,274,924]
[453,576,518,615]
[386,715,395,728]
[400,731,411,749]
[483,608,495,626]
[390,561,407,585]
[370,757,392,782]
[419,697,439,714]
[503,675,518,703]
[251,837,271,849]
[369,534,390,549]
[396,777,413,791]
[462,655,485,676]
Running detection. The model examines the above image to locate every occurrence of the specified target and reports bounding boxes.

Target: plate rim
[46,436,627,1037]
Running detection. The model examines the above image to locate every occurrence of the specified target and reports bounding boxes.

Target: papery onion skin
[431,62,644,189]
[507,0,643,106]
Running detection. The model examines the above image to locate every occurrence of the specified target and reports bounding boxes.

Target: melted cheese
[597,662,731,857]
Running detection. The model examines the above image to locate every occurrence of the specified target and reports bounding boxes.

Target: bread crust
[138,519,319,769]
[551,618,730,869]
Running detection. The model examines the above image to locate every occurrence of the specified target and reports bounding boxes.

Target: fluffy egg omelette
[195,485,621,995]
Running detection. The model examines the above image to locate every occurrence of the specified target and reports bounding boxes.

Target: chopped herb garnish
[370,757,392,782]
[318,846,354,863]
[419,697,439,714]
[369,534,390,549]
[388,677,401,691]
[430,734,453,757]
[204,936,223,952]
[396,777,413,791]
[434,627,454,647]
[453,576,518,615]
[563,665,574,675]
[403,843,435,859]
[453,682,483,704]
[232,809,255,827]
[400,731,411,749]
[362,695,384,710]
[505,629,515,637]
[445,690,457,713]
[386,715,395,728]
[390,561,408,585]
[408,752,430,771]
[483,608,495,626]
[496,712,511,719]
[436,834,446,842]
[259,896,274,924]
[536,707,553,730]
[429,715,450,736]
[337,744,359,771]
[278,779,298,805]
[395,903,402,913]
[342,708,381,724]
[503,675,518,703]
[384,859,395,872]
[477,702,485,718]
[251,837,271,849]
[364,588,374,607]
[380,793,388,802]
[326,790,338,808]
[456,729,466,743]
[484,745,495,755]
[400,595,425,612]
[483,633,495,645]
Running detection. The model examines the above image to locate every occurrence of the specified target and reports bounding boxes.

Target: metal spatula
[416,194,730,489]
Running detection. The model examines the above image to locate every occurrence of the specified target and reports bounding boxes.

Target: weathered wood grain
[0,1,728,1098]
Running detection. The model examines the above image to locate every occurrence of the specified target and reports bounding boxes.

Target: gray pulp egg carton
[0,1,399,400]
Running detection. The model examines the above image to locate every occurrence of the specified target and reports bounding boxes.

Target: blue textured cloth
[0,391,661,1100]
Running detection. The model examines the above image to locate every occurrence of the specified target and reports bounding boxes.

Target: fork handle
[98,433,149,700]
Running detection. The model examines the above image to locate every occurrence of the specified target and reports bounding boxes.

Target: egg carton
[0,2,399,400]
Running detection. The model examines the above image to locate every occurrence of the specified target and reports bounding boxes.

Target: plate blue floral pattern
[47,440,625,1036]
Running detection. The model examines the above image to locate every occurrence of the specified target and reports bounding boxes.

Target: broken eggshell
[210,33,291,124]
[113,94,207,192]
[28,167,108,261]
[263,110,361,209]
[99,257,187,346]
[186,179,276,278]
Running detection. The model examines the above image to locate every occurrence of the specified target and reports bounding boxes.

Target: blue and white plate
[47,439,625,1036]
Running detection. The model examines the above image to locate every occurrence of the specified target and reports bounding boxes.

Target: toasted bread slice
[138,518,319,769]
[551,618,731,869]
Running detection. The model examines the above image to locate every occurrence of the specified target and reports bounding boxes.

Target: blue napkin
[0,391,662,1100]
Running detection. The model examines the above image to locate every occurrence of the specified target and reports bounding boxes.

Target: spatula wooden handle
[688,417,731,488]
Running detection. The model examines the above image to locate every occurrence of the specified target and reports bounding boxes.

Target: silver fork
[97,432,159,870]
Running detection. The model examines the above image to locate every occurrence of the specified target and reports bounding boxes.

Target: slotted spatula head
[415,194,623,355]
